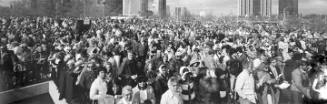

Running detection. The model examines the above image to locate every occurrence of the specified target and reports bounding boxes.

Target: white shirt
[139,90,147,103]
[160,90,183,104]
[113,55,121,67]
[90,77,108,104]
[312,75,327,100]
[235,69,257,103]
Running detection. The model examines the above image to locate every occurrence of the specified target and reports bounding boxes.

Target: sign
[84,19,90,25]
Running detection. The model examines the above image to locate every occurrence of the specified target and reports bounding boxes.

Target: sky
[1,0,327,15]
[167,0,327,16]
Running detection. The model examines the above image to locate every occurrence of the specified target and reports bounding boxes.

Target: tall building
[239,0,258,17]
[122,0,130,16]
[141,0,148,13]
[151,0,159,15]
[253,0,261,16]
[104,0,122,16]
[175,7,182,19]
[261,0,272,17]
[158,0,166,18]
[166,5,170,17]
[31,0,37,9]
[238,0,246,16]
[279,0,298,16]
[174,7,189,20]
[123,0,147,16]
[80,0,105,17]
[238,0,271,17]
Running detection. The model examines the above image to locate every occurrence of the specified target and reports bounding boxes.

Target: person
[89,68,110,104]
[311,63,327,103]
[108,47,122,79]
[255,61,279,104]
[0,45,16,89]
[179,67,196,104]
[289,61,311,104]
[195,67,218,104]
[119,51,139,86]
[117,85,133,104]
[76,62,97,104]
[235,61,257,104]
[160,76,183,104]
[132,76,156,104]
[154,65,169,103]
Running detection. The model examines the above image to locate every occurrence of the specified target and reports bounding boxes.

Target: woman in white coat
[89,68,111,104]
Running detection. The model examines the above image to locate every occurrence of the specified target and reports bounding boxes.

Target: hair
[143,100,152,104]
[197,67,208,79]
[95,67,107,76]
[137,75,148,83]
[167,76,181,86]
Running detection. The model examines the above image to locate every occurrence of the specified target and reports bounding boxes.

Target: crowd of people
[0,16,327,104]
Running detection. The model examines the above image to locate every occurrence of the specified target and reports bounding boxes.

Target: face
[99,71,106,79]
[138,81,146,88]
[168,82,180,93]
[156,50,162,57]
[127,52,133,60]
[271,60,277,66]
[105,63,112,72]
[160,67,168,75]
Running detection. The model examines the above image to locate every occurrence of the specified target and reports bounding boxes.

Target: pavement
[9,93,54,104]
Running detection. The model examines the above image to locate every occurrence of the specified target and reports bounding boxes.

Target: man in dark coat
[154,65,169,104]
[119,51,140,87]
[289,61,311,104]
[76,62,97,104]
[0,45,16,90]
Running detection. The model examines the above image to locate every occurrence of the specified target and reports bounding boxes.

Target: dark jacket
[154,73,169,103]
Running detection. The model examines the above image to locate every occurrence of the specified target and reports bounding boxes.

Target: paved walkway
[9,94,54,104]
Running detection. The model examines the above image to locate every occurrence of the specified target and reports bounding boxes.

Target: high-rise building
[238,0,271,17]
[123,0,147,16]
[123,0,131,16]
[152,0,159,15]
[238,0,246,16]
[104,0,122,16]
[158,0,166,18]
[166,5,170,17]
[175,7,181,19]
[279,0,298,16]
[82,0,105,17]
[239,0,258,16]
[174,7,189,20]
[141,0,148,13]
[261,0,271,17]
[31,0,37,9]
[253,0,261,16]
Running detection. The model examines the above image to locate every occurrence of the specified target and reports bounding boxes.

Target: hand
[220,74,226,79]
[267,79,276,84]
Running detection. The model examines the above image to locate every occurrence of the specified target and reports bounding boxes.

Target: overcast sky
[167,0,327,16]
[1,0,326,15]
